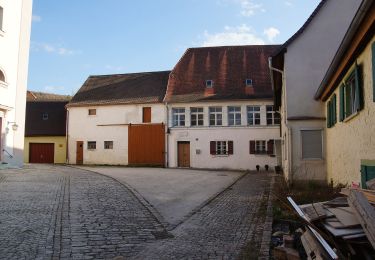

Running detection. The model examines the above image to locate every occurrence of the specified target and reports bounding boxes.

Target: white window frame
[209,107,223,126]
[206,80,213,88]
[245,79,253,86]
[172,108,185,127]
[228,106,241,126]
[216,141,228,155]
[247,106,261,126]
[190,107,204,127]
[300,128,324,160]
[266,105,280,125]
[255,140,266,154]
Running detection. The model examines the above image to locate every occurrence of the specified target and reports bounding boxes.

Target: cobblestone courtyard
[0,165,273,259]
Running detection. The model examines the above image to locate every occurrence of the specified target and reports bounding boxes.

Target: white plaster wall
[326,38,375,186]
[0,0,32,166]
[67,103,166,165]
[167,100,280,170]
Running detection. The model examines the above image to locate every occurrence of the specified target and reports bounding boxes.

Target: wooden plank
[342,233,367,240]
[299,203,333,222]
[300,230,327,260]
[326,207,360,227]
[348,190,375,249]
[323,224,364,237]
[367,178,375,190]
[323,197,348,207]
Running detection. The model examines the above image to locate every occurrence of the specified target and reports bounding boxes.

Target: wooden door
[128,124,165,166]
[76,141,83,165]
[142,107,151,123]
[29,143,54,163]
[178,142,190,167]
[0,117,2,161]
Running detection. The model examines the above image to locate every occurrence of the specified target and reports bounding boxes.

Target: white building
[269,0,363,183]
[66,71,169,166]
[0,0,33,167]
[164,45,281,171]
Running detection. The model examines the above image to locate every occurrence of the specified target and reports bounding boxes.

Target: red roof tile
[164,45,280,103]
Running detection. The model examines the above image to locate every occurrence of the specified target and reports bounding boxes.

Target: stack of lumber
[288,188,375,259]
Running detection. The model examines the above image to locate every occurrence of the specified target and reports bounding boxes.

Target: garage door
[128,124,165,166]
[29,143,54,163]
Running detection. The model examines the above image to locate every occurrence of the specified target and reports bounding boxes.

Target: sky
[28,0,320,95]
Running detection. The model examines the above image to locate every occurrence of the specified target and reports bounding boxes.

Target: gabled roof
[27,90,71,102]
[25,101,68,137]
[164,45,280,103]
[68,71,170,107]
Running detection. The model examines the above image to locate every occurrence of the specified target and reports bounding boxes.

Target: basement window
[87,141,96,150]
[88,109,96,116]
[206,80,213,88]
[104,141,113,149]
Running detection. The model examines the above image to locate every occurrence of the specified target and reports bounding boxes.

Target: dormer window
[42,113,49,120]
[246,79,253,86]
[206,80,213,88]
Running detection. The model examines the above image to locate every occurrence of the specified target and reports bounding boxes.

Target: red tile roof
[68,71,170,107]
[164,45,280,103]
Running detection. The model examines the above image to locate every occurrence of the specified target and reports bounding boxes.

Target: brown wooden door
[142,107,151,123]
[29,143,54,163]
[178,142,190,167]
[76,141,83,165]
[0,117,2,160]
[128,124,165,166]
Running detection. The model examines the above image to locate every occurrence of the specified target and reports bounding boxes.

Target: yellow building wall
[326,37,375,185]
[24,136,67,164]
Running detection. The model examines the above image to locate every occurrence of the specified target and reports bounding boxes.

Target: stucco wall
[326,38,375,185]
[67,103,166,165]
[0,0,32,166]
[167,100,280,170]
[24,136,66,164]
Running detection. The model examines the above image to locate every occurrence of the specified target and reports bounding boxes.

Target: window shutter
[228,141,233,155]
[339,84,345,121]
[210,141,216,155]
[267,140,274,155]
[327,101,331,128]
[333,94,337,124]
[354,62,364,111]
[249,141,255,154]
[372,42,375,102]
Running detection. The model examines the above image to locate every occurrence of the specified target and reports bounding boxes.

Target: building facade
[315,1,374,186]
[0,0,32,167]
[165,46,281,171]
[270,0,363,183]
[24,91,71,164]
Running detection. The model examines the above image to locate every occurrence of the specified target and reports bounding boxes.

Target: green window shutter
[326,101,331,128]
[339,84,345,121]
[354,62,364,111]
[372,42,375,102]
[333,94,337,124]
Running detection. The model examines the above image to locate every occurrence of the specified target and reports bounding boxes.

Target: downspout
[165,102,169,168]
[66,108,69,164]
[269,57,293,182]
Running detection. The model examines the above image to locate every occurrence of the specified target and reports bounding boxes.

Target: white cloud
[263,27,280,42]
[201,24,265,47]
[32,15,42,22]
[31,42,79,56]
[239,0,264,16]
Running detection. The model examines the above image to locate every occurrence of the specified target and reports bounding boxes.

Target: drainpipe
[66,108,69,164]
[165,102,169,168]
[269,57,293,182]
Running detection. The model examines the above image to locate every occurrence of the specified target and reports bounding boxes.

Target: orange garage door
[128,124,165,166]
[29,143,55,163]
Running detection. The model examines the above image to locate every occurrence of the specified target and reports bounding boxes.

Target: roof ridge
[89,70,171,78]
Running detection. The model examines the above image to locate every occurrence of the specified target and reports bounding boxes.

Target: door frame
[177,141,190,168]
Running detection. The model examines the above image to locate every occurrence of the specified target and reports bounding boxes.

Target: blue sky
[28,0,320,95]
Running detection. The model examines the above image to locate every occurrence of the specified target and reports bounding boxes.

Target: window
[206,80,213,88]
[327,94,337,128]
[104,141,113,149]
[301,130,323,160]
[210,141,233,156]
[172,108,185,126]
[266,105,280,125]
[228,106,241,126]
[143,107,151,123]
[42,113,48,120]
[190,107,204,126]
[340,64,363,121]
[209,107,222,126]
[246,79,253,86]
[88,109,96,116]
[87,141,96,150]
[247,106,260,125]
[0,6,3,32]
[249,140,274,155]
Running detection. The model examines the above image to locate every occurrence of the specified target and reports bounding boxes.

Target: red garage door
[29,143,54,163]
